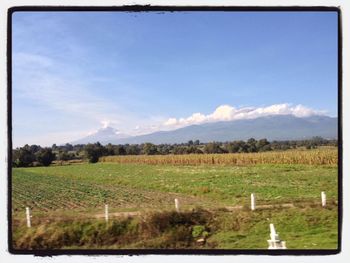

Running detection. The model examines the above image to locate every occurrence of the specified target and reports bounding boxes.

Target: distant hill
[71,126,129,145]
[72,114,337,145]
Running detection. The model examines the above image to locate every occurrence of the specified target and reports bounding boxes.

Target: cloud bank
[163,104,326,129]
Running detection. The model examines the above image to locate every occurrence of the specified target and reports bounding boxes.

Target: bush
[84,143,104,163]
[13,147,36,167]
[36,148,55,166]
[142,143,158,155]
[192,225,206,238]
[13,209,215,250]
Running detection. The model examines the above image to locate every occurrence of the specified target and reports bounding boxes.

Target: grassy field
[13,206,338,250]
[11,150,339,250]
[12,162,337,211]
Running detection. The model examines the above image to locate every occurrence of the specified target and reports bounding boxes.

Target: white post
[25,207,31,228]
[251,193,255,211]
[270,223,277,241]
[175,198,180,212]
[105,204,109,223]
[321,191,326,207]
[267,223,287,249]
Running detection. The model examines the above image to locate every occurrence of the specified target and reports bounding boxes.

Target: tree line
[12,136,337,167]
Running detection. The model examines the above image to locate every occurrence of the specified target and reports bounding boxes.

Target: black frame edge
[337,6,343,254]
[7,6,13,255]
[7,5,341,12]
[6,5,343,256]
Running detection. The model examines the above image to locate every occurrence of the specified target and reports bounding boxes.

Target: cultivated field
[11,148,339,250]
[100,148,338,166]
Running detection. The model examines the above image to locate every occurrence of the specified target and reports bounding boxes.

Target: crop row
[100,149,338,166]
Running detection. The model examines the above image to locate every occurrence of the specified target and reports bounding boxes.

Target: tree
[261,144,272,151]
[84,143,104,163]
[142,143,158,155]
[187,146,203,154]
[58,150,73,161]
[225,141,240,153]
[12,149,20,167]
[12,146,35,167]
[173,146,187,155]
[158,144,171,155]
[256,139,269,151]
[29,144,41,154]
[306,136,324,149]
[204,142,225,154]
[280,144,291,151]
[36,148,55,166]
[235,141,248,153]
[125,145,141,155]
[247,138,257,152]
[105,143,115,156]
[64,143,74,151]
[114,145,126,155]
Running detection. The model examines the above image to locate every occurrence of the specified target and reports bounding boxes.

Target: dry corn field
[100,148,338,166]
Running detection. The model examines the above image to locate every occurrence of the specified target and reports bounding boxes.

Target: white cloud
[164,118,178,126]
[163,103,326,129]
[101,120,113,129]
[12,54,328,145]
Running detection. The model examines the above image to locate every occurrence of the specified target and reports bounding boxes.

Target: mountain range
[72,126,128,145]
[71,114,337,145]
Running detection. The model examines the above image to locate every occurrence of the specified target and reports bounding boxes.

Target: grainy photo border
[6,4,343,256]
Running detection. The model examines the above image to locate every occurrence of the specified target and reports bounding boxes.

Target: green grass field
[12,161,338,249]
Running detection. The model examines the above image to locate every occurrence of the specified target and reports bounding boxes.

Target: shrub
[36,148,55,166]
[192,225,206,238]
[84,143,104,163]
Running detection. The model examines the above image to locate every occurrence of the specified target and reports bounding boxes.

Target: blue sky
[12,11,338,147]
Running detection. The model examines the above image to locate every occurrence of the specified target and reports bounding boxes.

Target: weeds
[13,209,213,249]
[12,206,338,249]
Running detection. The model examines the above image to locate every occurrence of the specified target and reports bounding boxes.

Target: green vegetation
[12,206,338,249]
[35,148,55,166]
[12,137,337,166]
[208,206,338,249]
[12,150,338,249]
[84,142,105,163]
[12,162,337,212]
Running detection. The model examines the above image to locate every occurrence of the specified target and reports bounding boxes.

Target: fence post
[251,193,255,211]
[105,204,109,223]
[175,198,180,212]
[26,207,31,228]
[270,223,276,240]
[321,191,326,207]
[267,223,287,249]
